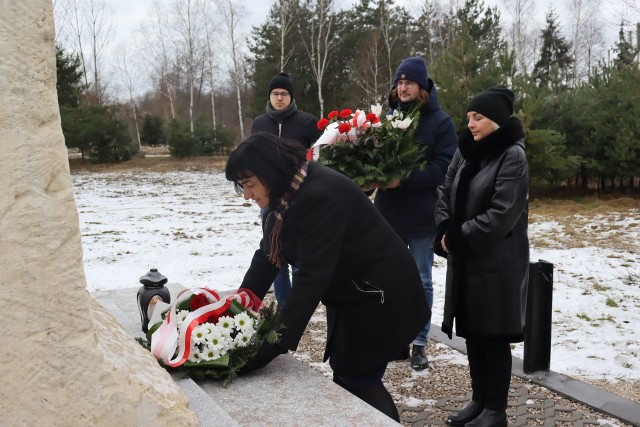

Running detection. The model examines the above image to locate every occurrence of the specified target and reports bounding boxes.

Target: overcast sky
[93,0,632,100]
[108,0,630,52]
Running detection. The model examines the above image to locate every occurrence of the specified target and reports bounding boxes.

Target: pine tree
[430,0,514,127]
[533,10,573,89]
[342,0,415,106]
[140,114,166,147]
[612,23,638,71]
[55,45,84,108]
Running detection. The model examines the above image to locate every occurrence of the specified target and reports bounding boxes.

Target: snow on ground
[72,169,639,384]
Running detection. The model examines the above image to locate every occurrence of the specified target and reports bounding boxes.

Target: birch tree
[378,1,399,86]
[298,0,342,117]
[114,43,142,151]
[54,0,115,105]
[274,0,299,71]
[173,0,204,134]
[198,0,220,135]
[85,0,114,105]
[353,33,383,103]
[67,0,89,91]
[215,0,248,141]
[139,1,177,121]
[502,0,537,76]
[566,0,603,84]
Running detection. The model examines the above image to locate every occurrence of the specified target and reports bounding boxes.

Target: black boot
[411,345,429,370]
[464,408,507,427]
[445,400,484,426]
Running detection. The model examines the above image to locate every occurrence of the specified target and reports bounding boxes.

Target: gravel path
[289,299,637,426]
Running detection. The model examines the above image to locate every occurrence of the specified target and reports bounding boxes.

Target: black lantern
[137,268,171,333]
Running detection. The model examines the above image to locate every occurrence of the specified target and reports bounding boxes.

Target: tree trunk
[236,83,244,140]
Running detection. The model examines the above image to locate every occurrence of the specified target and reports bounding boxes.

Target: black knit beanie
[466,86,515,127]
[393,56,429,90]
[268,72,294,98]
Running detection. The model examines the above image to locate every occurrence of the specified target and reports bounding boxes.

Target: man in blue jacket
[374,56,457,370]
[251,72,320,308]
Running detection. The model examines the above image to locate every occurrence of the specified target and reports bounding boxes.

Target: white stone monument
[0,2,199,425]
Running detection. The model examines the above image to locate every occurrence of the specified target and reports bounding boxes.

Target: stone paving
[391,326,640,427]
[398,384,617,426]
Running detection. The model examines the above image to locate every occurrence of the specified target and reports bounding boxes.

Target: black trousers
[466,338,512,410]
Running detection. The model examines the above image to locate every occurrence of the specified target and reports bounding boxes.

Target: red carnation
[189,293,210,311]
[366,113,380,124]
[338,122,351,134]
[306,148,314,161]
[317,118,330,130]
[339,109,353,119]
[327,110,339,119]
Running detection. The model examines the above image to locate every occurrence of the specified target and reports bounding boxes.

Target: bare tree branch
[298,0,342,117]
[214,0,248,141]
[114,42,142,151]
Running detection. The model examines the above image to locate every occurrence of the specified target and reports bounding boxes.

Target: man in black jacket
[251,72,321,308]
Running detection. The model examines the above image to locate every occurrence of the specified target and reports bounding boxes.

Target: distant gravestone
[0,2,198,425]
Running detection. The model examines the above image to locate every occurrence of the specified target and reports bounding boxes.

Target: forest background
[53,0,640,192]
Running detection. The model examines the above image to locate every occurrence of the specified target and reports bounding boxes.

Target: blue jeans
[407,234,434,347]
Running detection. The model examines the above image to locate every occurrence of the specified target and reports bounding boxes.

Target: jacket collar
[458,117,525,164]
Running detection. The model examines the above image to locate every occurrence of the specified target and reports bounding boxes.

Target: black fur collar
[458,117,525,164]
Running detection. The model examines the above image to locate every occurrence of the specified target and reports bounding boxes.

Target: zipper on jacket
[278,122,282,137]
[350,279,385,303]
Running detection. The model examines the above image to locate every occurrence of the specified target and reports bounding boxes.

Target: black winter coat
[240,162,430,375]
[434,118,529,342]
[251,107,320,149]
[374,83,457,238]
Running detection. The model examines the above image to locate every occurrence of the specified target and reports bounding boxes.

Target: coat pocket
[350,279,385,303]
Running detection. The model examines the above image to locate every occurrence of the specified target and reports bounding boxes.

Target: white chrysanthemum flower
[202,344,221,361]
[209,330,228,356]
[233,312,255,333]
[201,322,215,336]
[176,310,190,325]
[233,331,253,348]
[188,345,203,363]
[217,316,235,337]
[192,324,209,345]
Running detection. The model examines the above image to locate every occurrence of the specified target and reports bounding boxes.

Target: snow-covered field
[72,169,639,384]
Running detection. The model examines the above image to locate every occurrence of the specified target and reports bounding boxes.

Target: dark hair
[225,133,307,205]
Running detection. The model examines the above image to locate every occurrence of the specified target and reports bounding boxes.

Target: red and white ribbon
[150,288,260,368]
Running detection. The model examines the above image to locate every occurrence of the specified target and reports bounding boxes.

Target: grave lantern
[137,268,170,333]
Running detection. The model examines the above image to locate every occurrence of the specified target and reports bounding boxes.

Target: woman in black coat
[433,87,529,427]
[225,132,429,421]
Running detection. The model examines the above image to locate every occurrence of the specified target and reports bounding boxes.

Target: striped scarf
[262,161,309,267]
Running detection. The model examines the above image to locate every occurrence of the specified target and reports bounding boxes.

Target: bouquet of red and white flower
[309,104,425,188]
[141,288,280,387]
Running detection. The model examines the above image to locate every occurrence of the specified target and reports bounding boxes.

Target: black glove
[242,342,287,372]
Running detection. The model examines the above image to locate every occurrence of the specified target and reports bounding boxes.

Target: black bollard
[523,260,554,373]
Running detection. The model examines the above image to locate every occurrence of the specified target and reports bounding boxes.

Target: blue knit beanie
[393,56,429,90]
